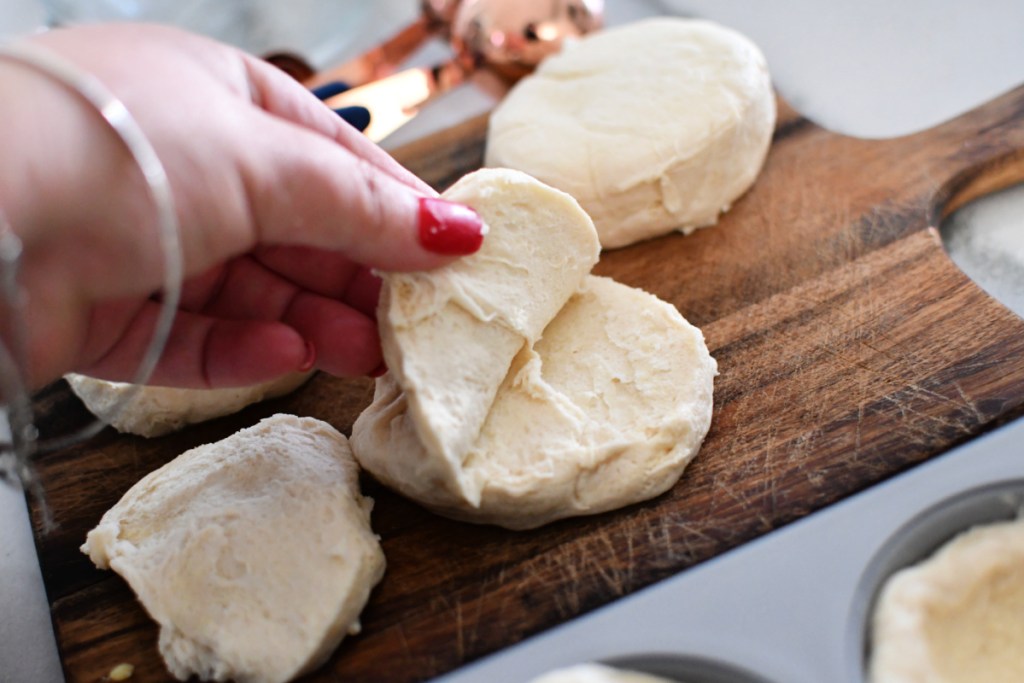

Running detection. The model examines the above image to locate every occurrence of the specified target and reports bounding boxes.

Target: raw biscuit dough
[351,169,716,530]
[81,414,385,683]
[65,371,311,437]
[869,515,1024,683]
[375,167,601,501]
[529,663,676,683]
[485,17,775,249]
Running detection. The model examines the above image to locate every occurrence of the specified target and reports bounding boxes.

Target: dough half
[377,168,600,502]
[353,275,716,530]
[486,17,775,249]
[869,516,1024,683]
[81,414,385,683]
[65,372,311,437]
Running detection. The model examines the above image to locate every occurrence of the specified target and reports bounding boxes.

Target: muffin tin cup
[431,418,1024,683]
[850,479,1024,681]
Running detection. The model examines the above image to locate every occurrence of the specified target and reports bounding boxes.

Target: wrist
[0,41,182,389]
[0,52,153,274]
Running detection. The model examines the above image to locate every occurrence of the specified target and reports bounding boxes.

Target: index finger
[241,52,436,197]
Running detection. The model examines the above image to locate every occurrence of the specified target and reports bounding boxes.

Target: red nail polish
[299,341,316,372]
[369,362,387,378]
[418,197,485,255]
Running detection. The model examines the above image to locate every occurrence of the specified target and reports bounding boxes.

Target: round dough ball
[485,17,775,249]
[869,516,1024,683]
[352,275,716,530]
[82,415,385,683]
[65,371,312,437]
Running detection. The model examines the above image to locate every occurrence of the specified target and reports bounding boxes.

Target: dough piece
[377,168,600,500]
[485,17,775,249]
[81,414,385,683]
[869,516,1024,683]
[353,275,716,529]
[65,372,311,437]
[529,663,676,683]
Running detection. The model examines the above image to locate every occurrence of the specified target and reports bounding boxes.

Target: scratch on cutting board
[951,380,985,423]
[562,531,628,599]
[587,531,628,595]
[905,381,968,410]
[669,520,716,561]
[453,600,465,661]
[620,526,636,588]
[876,382,975,443]
[711,478,772,531]
[855,400,865,456]
[786,429,821,468]
[438,589,483,663]
[535,531,645,620]
[643,517,677,554]
[761,430,779,516]
[451,596,486,662]
[387,620,415,659]
[550,555,582,617]
[461,584,493,660]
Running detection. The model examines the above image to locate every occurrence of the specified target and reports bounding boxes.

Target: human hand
[0,23,484,390]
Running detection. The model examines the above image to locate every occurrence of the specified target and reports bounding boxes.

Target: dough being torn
[81,414,385,683]
[529,663,676,683]
[376,168,600,500]
[65,372,311,437]
[354,276,714,529]
[486,17,775,249]
[869,515,1024,683]
[351,168,715,530]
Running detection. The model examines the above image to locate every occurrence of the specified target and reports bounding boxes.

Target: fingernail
[333,105,371,132]
[370,362,388,378]
[299,340,316,372]
[418,197,486,255]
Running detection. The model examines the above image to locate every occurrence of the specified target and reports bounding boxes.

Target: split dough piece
[869,515,1024,683]
[354,275,715,529]
[529,663,676,683]
[65,372,311,437]
[376,167,601,498]
[485,17,775,249]
[351,168,715,530]
[81,414,385,683]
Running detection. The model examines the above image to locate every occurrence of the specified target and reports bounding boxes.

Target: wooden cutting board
[28,83,1024,683]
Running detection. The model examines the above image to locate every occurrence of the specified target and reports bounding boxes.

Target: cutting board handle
[847,83,1024,226]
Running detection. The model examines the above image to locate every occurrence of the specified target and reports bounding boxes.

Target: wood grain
[29,84,1024,683]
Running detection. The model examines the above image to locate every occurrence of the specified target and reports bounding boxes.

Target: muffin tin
[431,417,1024,683]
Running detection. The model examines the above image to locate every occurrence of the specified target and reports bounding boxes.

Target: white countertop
[1,1,1022,681]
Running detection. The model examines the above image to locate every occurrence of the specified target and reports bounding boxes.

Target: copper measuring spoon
[321,0,604,142]
[264,1,461,87]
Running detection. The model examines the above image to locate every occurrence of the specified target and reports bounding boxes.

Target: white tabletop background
[1,1,1022,681]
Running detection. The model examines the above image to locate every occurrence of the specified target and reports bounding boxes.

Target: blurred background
[3,0,1021,143]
